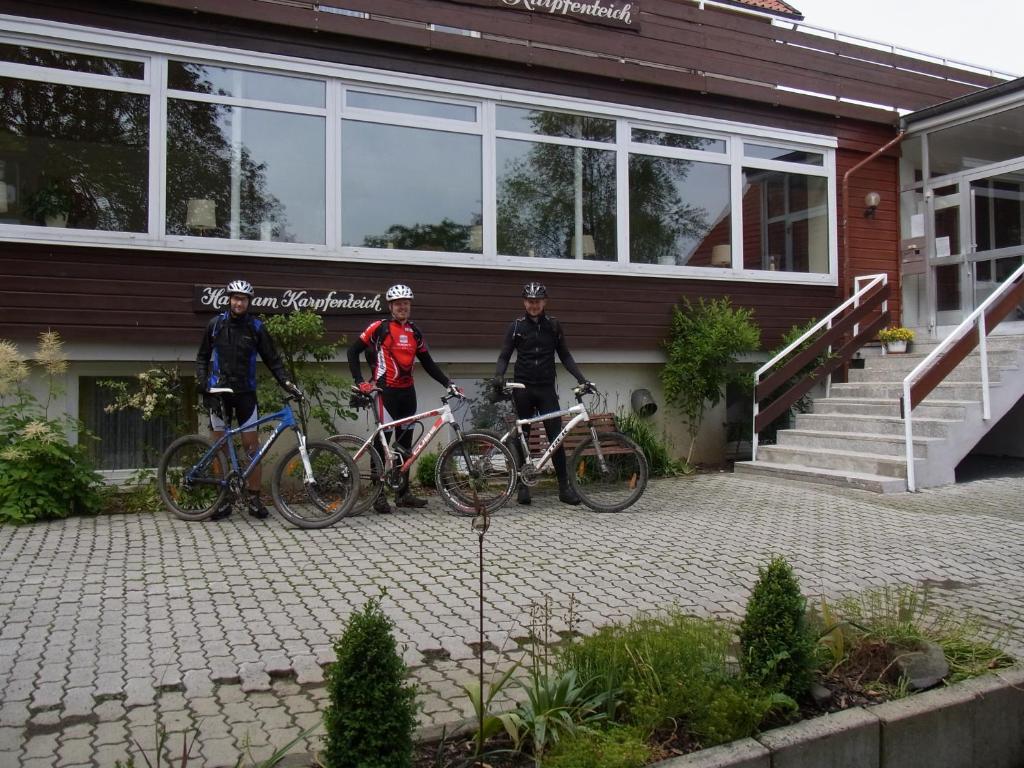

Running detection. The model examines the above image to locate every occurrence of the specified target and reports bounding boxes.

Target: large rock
[894,641,949,691]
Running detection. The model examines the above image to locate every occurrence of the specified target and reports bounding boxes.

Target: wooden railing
[901,262,1024,491]
[752,273,890,460]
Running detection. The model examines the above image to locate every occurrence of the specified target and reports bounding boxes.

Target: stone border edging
[652,666,1024,768]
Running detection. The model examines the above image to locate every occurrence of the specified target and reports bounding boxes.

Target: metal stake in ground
[471,506,490,759]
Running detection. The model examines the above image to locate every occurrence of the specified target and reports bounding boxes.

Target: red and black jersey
[347,317,451,391]
[359,318,425,389]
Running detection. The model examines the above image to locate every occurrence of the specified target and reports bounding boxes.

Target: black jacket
[495,313,585,386]
[196,312,288,393]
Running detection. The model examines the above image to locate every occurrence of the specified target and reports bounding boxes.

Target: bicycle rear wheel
[271,441,359,528]
[158,435,228,521]
[569,431,648,513]
[436,433,516,517]
[328,433,384,516]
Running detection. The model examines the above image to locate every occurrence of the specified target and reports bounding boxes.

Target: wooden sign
[194,285,384,315]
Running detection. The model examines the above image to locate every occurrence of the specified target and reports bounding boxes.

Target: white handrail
[752,273,888,461]
[902,261,1024,492]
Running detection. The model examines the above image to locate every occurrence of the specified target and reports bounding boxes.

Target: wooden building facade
[0,0,1002,466]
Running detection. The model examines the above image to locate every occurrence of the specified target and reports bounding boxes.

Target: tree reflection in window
[0,77,148,230]
[165,62,325,243]
[496,110,616,260]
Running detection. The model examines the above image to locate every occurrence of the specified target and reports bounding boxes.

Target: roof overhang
[902,76,1024,133]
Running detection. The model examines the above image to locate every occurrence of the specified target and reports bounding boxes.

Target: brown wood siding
[0,243,839,353]
[4,0,995,126]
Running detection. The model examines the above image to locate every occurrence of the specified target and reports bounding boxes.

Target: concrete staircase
[734,334,1024,493]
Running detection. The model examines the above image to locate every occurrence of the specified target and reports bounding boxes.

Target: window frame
[0,15,839,285]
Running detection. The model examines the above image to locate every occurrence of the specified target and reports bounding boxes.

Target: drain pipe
[841,130,906,301]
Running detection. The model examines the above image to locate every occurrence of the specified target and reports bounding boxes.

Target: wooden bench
[504,412,627,457]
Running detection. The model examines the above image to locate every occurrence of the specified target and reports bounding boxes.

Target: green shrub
[616,412,687,477]
[322,597,417,768]
[255,310,355,434]
[557,611,770,745]
[661,297,760,464]
[414,452,438,489]
[739,556,816,699]
[0,332,104,525]
[543,725,651,768]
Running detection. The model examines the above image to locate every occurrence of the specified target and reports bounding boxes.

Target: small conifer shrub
[323,597,417,768]
[738,555,816,699]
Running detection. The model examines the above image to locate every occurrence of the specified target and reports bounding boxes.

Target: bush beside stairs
[735,334,1024,493]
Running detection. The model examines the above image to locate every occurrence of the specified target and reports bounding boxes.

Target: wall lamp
[864,191,881,218]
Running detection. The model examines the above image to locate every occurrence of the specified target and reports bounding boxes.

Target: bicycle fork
[295,432,317,486]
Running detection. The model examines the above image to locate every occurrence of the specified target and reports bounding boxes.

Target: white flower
[35,330,68,376]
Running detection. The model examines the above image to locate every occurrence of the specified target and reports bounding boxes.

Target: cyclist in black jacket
[196,279,301,520]
[494,282,590,506]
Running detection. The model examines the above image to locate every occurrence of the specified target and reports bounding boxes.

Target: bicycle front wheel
[328,434,384,516]
[271,441,359,528]
[157,435,228,521]
[436,433,516,517]
[569,431,649,513]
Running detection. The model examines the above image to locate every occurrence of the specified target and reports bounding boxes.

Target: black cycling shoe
[558,486,581,505]
[373,495,394,515]
[247,499,270,519]
[517,484,532,505]
[209,501,232,520]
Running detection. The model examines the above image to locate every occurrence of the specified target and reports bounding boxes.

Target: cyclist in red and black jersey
[347,284,458,513]
[494,282,591,507]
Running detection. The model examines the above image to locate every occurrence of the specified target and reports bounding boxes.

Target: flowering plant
[878,326,915,343]
[0,331,103,524]
[102,366,186,422]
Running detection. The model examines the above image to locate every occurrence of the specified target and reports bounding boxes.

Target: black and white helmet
[522,281,547,299]
[386,284,414,302]
[226,279,254,298]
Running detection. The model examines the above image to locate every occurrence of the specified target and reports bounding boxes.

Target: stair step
[734,460,907,494]
[794,412,957,438]
[813,398,972,419]
[830,381,993,400]
[848,365,1008,383]
[756,445,911,478]
[777,429,937,458]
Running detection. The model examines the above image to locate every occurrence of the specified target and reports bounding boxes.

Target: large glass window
[629,155,730,266]
[168,60,324,107]
[0,43,144,78]
[341,121,482,252]
[741,169,829,273]
[0,78,149,230]
[927,105,1024,179]
[497,106,614,142]
[166,101,325,242]
[496,139,616,260]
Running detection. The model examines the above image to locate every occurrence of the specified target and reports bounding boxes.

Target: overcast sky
[791,0,1023,78]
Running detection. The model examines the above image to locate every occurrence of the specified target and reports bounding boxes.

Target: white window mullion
[729,138,744,271]
[150,56,167,242]
[616,118,630,265]
[325,79,342,252]
[481,100,497,262]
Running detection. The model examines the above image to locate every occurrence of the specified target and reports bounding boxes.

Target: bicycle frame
[190,400,308,487]
[498,389,594,472]
[348,395,460,477]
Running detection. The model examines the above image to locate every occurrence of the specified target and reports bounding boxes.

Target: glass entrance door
[969,165,1024,318]
[929,184,968,326]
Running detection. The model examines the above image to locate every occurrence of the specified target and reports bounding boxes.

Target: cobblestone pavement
[1,473,1023,767]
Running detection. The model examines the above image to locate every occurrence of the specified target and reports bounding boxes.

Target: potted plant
[25,180,72,227]
[878,325,915,353]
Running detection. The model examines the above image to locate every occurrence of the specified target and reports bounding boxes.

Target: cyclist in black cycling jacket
[494,282,591,506]
[196,279,302,520]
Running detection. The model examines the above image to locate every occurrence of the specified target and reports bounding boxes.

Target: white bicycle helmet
[386,284,414,302]
[226,279,254,298]
[522,281,547,299]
